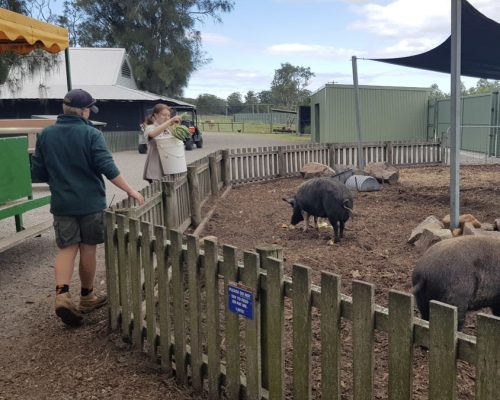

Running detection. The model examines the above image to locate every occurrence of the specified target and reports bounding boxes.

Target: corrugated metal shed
[310,84,431,143]
[0,47,193,105]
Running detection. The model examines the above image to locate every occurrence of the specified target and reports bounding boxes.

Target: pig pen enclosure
[107,143,500,400]
[197,164,500,399]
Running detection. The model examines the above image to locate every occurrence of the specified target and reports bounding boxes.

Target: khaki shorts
[53,212,104,248]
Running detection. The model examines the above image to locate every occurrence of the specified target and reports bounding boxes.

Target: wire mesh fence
[441,126,500,165]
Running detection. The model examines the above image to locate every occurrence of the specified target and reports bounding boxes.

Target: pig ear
[282,197,295,207]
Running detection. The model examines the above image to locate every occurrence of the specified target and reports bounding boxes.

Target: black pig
[283,177,353,243]
[412,236,500,330]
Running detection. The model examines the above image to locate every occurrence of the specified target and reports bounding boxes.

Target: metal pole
[352,56,365,169]
[450,0,461,229]
[64,47,72,91]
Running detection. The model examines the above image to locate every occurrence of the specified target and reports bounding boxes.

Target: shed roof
[312,83,432,96]
[0,47,193,106]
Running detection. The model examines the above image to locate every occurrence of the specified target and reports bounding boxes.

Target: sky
[183,0,500,99]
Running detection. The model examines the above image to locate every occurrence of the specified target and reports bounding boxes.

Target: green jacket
[31,114,120,216]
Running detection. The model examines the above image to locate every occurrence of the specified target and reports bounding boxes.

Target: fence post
[141,221,156,359]
[171,230,187,384]
[223,245,241,399]
[256,244,283,391]
[388,290,414,400]
[104,211,119,331]
[292,264,312,399]
[328,144,336,167]
[277,146,286,177]
[187,235,203,391]
[155,225,172,373]
[204,238,221,399]
[264,256,285,400]
[116,214,131,339]
[162,180,177,234]
[475,314,500,399]
[242,251,262,400]
[209,155,219,196]
[429,301,457,400]
[222,150,231,186]
[385,141,393,164]
[441,132,447,164]
[187,165,201,228]
[352,280,375,400]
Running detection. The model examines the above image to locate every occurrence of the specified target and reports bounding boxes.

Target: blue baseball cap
[63,89,99,113]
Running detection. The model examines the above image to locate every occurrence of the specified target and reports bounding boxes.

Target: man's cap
[63,89,99,113]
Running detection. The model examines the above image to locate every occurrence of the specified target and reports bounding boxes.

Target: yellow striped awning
[0,8,68,54]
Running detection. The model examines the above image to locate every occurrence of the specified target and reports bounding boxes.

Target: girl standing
[142,104,183,182]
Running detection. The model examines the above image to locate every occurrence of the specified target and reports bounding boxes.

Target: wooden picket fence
[101,139,500,399]
[104,215,500,399]
[109,140,442,228]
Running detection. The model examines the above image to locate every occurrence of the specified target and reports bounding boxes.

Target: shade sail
[0,8,68,54]
[371,0,500,80]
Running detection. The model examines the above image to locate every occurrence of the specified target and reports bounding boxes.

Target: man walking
[32,89,144,326]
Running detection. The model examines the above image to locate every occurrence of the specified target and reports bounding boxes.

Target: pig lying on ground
[412,236,500,330]
[283,177,353,243]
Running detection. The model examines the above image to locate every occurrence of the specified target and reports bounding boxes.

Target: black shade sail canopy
[371,0,500,80]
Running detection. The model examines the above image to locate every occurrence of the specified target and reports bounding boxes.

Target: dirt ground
[2,163,500,399]
[199,164,500,399]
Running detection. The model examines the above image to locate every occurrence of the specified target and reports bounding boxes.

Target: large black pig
[283,177,353,243]
[412,236,500,330]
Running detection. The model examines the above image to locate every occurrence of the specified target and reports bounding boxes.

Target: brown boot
[55,292,83,327]
[79,292,108,314]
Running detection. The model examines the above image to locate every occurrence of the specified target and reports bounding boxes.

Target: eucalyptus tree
[70,0,234,97]
[195,93,226,115]
[226,91,243,113]
[465,78,500,95]
[270,62,314,110]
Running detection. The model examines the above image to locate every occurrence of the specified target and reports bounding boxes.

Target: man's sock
[81,287,93,296]
[56,284,69,295]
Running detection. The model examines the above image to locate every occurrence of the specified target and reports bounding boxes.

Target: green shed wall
[310,84,431,144]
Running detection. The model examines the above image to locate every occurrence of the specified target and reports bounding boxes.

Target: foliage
[55,0,85,46]
[430,79,500,101]
[429,83,448,100]
[244,90,258,104]
[463,78,500,96]
[226,92,243,113]
[64,0,234,97]
[0,0,60,92]
[270,62,314,110]
[257,90,273,105]
[195,93,226,115]
[0,0,26,11]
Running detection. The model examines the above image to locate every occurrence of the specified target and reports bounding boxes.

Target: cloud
[185,67,273,98]
[201,32,231,45]
[349,0,500,56]
[266,43,363,58]
[349,0,449,38]
[383,37,444,56]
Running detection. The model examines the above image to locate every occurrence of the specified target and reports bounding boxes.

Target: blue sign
[227,282,254,320]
